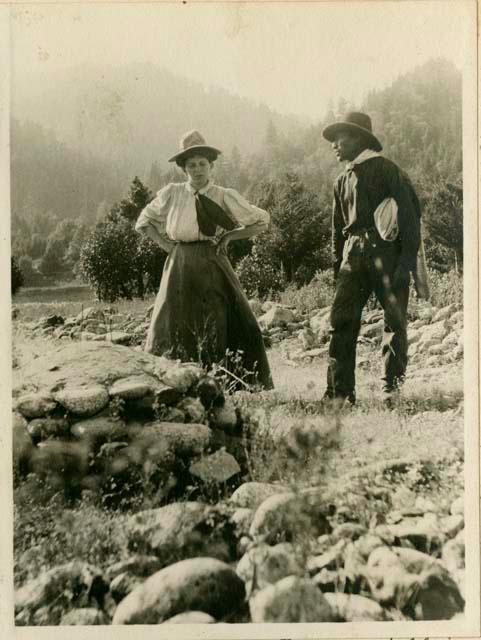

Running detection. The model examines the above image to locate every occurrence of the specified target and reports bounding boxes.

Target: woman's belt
[170,239,219,246]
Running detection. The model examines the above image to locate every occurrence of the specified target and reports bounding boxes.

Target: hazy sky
[10,1,473,119]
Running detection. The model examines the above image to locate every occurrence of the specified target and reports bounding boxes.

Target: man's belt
[344,226,376,237]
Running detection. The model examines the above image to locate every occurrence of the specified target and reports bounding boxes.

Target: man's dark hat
[168,130,222,165]
[322,112,382,152]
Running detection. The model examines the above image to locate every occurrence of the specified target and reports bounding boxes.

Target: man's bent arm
[387,165,421,272]
[332,186,345,275]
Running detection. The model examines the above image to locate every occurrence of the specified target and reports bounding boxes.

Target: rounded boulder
[112,557,245,624]
[230,482,286,510]
[237,543,303,595]
[54,385,109,417]
[15,393,57,419]
[249,491,331,544]
[60,608,108,625]
[249,576,335,622]
[163,611,216,623]
[131,422,212,458]
[324,592,388,621]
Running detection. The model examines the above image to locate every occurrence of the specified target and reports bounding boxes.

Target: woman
[135,130,273,390]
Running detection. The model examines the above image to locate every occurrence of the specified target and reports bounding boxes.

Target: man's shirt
[332,154,421,271]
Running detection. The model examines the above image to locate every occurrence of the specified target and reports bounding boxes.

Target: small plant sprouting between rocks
[108,397,126,420]
[237,395,343,488]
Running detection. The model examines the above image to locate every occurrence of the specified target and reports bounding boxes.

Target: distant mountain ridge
[12,62,308,175]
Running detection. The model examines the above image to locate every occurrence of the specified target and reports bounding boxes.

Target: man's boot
[321,390,356,410]
[381,380,402,409]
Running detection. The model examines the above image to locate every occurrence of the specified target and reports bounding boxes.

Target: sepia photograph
[1,0,479,637]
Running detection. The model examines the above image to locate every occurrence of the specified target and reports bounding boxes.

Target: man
[321,112,421,407]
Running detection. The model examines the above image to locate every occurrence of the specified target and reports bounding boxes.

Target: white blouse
[135,181,270,243]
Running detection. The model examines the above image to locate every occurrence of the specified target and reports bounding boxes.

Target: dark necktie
[194,191,236,237]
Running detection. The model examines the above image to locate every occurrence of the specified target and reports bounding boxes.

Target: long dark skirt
[145,242,273,390]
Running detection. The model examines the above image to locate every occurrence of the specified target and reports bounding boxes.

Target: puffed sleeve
[135,183,174,238]
[222,188,270,230]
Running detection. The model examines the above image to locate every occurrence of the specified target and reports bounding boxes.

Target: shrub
[39,237,65,275]
[78,217,142,302]
[424,239,457,274]
[280,266,463,316]
[30,233,47,259]
[11,256,24,295]
[78,177,166,302]
[136,233,166,295]
[79,216,166,302]
[110,176,153,223]
[421,180,463,272]
[236,240,286,299]
[247,172,332,287]
[407,267,462,320]
[425,267,463,308]
[64,224,89,271]
[18,256,36,285]
[279,269,335,313]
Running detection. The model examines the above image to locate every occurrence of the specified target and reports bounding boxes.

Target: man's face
[331,131,364,163]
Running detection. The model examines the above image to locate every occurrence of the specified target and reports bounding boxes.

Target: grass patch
[279,268,463,319]
[233,349,463,489]
[279,270,334,313]
[13,284,95,304]
[14,478,130,587]
[12,295,157,324]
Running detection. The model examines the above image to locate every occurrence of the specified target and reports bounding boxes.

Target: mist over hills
[11,57,462,253]
[12,62,308,176]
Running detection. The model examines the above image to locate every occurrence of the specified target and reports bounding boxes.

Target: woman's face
[184,155,213,190]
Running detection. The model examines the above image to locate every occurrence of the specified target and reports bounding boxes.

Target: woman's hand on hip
[140,225,176,254]
[215,233,232,255]
[159,238,177,254]
[214,223,264,255]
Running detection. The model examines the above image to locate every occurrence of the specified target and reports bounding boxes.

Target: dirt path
[269,348,327,400]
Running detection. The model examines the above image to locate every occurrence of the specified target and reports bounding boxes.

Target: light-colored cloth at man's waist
[345,226,376,237]
[169,239,218,245]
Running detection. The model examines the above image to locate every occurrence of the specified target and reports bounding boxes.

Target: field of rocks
[11,295,465,626]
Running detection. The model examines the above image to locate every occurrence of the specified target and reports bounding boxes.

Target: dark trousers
[326,235,409,399]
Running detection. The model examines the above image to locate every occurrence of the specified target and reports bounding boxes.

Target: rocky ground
[11,299,464,625]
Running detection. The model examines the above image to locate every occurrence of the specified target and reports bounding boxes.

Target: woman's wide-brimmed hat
[322,112,382,152]
[168,130,222,165]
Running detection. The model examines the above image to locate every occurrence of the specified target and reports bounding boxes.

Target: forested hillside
[11,58,463,286]
[12,62,304,173]
[365,58,462,181]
